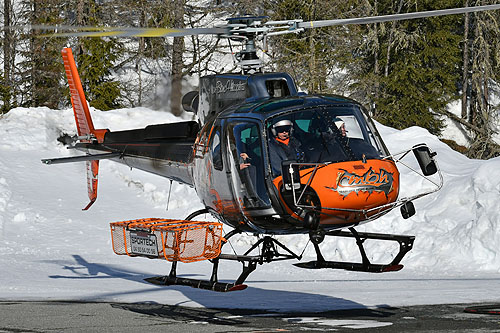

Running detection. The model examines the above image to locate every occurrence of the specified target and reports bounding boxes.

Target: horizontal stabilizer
[41,152,121,165]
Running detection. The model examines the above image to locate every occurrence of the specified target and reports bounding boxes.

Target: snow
[443,100,469,147]
[443,99,500,147]
[1,106,500,313]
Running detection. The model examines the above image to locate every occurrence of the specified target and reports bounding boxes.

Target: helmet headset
[271,119,293,136]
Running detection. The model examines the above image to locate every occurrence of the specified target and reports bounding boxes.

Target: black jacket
[268,137,304,176]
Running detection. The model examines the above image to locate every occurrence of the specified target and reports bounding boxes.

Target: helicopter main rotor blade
[5,4,500,39]
[43,27,228,38]
[3,25,227,38]
[297,4,500,29]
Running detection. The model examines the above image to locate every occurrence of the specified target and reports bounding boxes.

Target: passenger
[239,152,251,170]
[268,119,304,176]
[334,119,347,137]
[333,118,379,159]
[304,116,349,163]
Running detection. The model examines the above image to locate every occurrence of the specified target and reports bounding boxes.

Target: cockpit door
[225,120,271,210]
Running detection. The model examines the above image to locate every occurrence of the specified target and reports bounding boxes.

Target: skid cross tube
[295,228,415,272]
[327,228,415,266]
[349,228,370,267]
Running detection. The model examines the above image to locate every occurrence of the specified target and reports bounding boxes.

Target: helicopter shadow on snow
[44,254,380,314]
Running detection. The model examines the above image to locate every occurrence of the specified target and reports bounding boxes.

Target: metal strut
[243,236,301,263]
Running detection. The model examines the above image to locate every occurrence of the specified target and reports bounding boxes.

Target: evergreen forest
[1,0,500,158]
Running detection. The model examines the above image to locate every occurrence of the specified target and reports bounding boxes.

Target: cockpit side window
[335,115,363,140]
[209,123,223,171]
[360,111,390,156]
[265,79,290,98]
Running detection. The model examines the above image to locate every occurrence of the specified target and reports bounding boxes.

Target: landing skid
[144,209,301,292]
[144,261,248,292]
[294,260,403,272]
[145,234,301,292]
[144,210,414,291]
[295,228,414,273]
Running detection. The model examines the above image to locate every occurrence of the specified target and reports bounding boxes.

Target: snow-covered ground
[1,106,499,312]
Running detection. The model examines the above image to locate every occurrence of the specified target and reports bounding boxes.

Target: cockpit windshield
[266,105,387,177]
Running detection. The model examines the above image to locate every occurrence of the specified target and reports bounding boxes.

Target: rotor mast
[224,16,267,73]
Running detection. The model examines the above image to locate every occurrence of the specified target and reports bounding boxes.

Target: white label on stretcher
[130,231,159,256]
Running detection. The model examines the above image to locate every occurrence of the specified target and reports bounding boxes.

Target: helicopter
[40,4,500,292]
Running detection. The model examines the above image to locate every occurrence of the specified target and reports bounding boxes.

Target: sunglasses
[275,125,291,133]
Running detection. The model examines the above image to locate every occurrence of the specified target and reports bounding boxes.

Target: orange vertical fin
[61,47,108,210]
[61,47,108,142]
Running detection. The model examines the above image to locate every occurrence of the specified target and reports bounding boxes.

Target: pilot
[268,119,304,176]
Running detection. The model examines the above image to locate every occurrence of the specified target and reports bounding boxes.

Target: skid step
[144,275,247,292]
[294,261,404,273]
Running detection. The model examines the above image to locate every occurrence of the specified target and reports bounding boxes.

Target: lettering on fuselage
[211,80,246,95]
[326,167,394,199]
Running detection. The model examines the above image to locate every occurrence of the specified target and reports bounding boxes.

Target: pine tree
[73,0,122,111]
[17,0,66,109]
[2,0,13,113]
[464,0,500,158]
[268,0,342,93]
[327,0,463,135]
[376,0,462,134]
[0,73,12,114]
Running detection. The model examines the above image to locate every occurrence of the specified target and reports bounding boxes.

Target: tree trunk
[31,0,41,106]
[2,0,12,113]
[308,0,317,93]
[170,0,185,116]
[371,0,380,116]
[482,74,488,119]
[137,3,146,106]
[77,0,85,56]
[461,0,470,119]
[309,28,317,92]
[384,0,404,77]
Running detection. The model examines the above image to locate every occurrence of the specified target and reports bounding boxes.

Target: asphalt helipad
[1,301,500,332]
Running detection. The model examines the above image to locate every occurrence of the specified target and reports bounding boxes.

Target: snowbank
[1,106,499,309]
